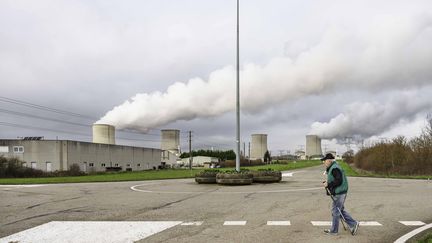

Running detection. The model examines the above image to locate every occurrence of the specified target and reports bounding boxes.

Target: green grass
[417,233,432,243]
[339,161,432,180]
[339,161,360,176]
[0,160,321,184]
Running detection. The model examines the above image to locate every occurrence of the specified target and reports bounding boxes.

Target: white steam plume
[309,91,432,140]
[98,15,432,131]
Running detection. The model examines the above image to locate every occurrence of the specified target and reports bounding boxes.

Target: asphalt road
[1,165,431,243]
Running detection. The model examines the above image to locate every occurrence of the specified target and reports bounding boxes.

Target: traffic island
[195,170,218,184]
[250,169,282,183]
[216,170,253,185]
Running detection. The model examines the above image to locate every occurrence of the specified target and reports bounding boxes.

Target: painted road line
[0,185,45,188]
[267,221,291,226]
[360,221,382,226]
[223,221,247,226]
[181,221,203,226]
[0,221,182,243]
[311,221,332,226]
[395,223,432,243]
[282,173,293,177]
[311,221,382,226]
[131,183,322,194]
[399,221,426,226]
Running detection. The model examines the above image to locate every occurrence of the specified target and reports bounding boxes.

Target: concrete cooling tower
[306,135,322,158]
[251,134,268,160]
[161,129,180,154]
[92,124,116,145]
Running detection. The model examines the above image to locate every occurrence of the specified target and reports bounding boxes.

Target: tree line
[349,117,432,175]
[180,149,236,160]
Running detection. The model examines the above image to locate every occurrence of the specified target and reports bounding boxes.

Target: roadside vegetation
[340,116,432,179]
[416,232,432,243]
[0,159,320,184]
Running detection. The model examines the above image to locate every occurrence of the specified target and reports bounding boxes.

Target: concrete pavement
[1,165,431,242]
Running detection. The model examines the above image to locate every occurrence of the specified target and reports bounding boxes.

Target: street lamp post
[235,0,241,172]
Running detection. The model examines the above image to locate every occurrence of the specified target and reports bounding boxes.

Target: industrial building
[180,156,219,167]
[305,135,323,158]
[250,134,268,160]
[0,124,162,172]
[295,150,306,160]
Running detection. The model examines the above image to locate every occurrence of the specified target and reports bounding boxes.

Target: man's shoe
[324,229,338,235]
[351,222,360,235]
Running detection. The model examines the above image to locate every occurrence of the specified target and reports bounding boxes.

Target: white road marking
[282,171,305,177]
[399,221,426,226]
[0,185,45,188]
[130,183,322,194]
[360,221,382,226]
[395,223,432,243]
[181,221,203,226]
[267,221,291,226]
[311,221,382,226]
[0,221,182,243]
[311,221,332,226]
[224,221,247,226]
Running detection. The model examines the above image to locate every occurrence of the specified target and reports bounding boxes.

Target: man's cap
[320,153,335,161]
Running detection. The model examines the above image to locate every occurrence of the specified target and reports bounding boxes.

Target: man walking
[321,153,359,236]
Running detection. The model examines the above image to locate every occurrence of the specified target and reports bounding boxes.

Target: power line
[0,108,161,137]
[0,121,161,143]
[0,96,96,120]
[0,108,91,127]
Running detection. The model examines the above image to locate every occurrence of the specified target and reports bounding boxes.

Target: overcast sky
[1,0,432,155]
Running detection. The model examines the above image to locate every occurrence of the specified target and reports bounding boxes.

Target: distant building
[0,139,162,172]
[161,150,179,167]
[295,150,306,160]
[181,156,219,167]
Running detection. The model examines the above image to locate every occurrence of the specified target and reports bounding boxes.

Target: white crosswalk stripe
[181,221,204,226]
[0,221,182,243]
[311,221,383,226]
[267,221,291,226]
[399,221,426,226]
[359,221,382,226]
[223,221,247,226]
[311,221,332,226]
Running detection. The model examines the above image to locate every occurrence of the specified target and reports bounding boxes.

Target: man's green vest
[327,161,348,195]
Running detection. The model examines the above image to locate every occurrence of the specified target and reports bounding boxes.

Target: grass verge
[0,160,321,184]
[339,161,432,180]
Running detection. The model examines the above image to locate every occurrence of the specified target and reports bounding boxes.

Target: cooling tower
[161,129,180,153]
[92,124,115,145]
[306,135,322,158]
[251,134,268,160]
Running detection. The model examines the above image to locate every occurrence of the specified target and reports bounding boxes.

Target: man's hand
[322,180,328,188]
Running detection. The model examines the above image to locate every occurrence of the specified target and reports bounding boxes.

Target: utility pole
[243,142,246,157]
[248,142,251,165]
[189,131,192,170]
[235,0,241,172]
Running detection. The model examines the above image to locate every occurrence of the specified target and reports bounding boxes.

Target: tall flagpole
[235,0,241,172]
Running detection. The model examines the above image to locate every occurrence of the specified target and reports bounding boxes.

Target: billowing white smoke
[310,91,432,140]
[98,14,432,131]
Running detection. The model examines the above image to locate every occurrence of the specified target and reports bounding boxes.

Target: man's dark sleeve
[327,168,342,189]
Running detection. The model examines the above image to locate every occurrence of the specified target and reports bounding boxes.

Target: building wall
[161,150,178,165]
[0,139,161,172]
[66,141,161,172]
[0,140,63,171]
[181,156,219,167]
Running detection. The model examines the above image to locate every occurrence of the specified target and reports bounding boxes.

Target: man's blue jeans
[331,193,357,233]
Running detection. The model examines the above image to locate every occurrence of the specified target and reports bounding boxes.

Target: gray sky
[1,0,432,155]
